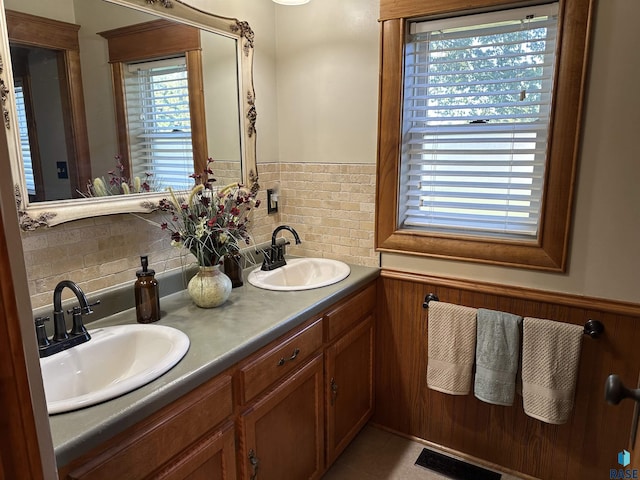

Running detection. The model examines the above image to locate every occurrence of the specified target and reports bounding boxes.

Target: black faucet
[260,225,302,271]
[36,280,99,358]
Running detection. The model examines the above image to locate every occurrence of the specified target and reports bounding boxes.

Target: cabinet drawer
[325,283,376,341]
[62,375,233,480]
[238,318,323,404]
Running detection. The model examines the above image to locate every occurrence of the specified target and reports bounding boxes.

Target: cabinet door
[325,315,374,466]
[239,354,324,480]
[152,420,236,480]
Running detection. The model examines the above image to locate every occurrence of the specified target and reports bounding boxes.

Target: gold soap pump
[134,255,160,323]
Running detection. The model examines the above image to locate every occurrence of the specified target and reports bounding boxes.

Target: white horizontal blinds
[124,56,193,191]
[14,83,36,196]
[400,3,559,239]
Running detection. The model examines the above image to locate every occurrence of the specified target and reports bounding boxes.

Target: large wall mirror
[0,0,257,229]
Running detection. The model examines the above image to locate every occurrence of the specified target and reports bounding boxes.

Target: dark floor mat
[415,448,502,480]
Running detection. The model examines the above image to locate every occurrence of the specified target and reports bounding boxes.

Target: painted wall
[201,31,242,165]
[4,0,74,21]
[274,0,379,165]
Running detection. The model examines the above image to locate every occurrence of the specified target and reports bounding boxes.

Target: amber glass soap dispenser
[135,255,160,323]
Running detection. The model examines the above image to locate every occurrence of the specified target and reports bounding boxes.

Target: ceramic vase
[187,265,232,308]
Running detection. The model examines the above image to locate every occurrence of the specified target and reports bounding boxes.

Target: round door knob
[605,374,640,405]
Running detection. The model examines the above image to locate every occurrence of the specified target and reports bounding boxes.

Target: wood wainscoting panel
[373,271,640,479]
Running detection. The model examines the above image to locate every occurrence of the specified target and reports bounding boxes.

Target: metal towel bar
[583,319,605,338]
[422,293,605,339]
[422,293,439,309]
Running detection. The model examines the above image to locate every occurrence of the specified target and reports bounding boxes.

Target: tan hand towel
[522,317,583,424]
[427,301,478,395]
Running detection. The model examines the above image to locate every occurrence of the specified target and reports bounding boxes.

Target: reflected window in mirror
[124,56,193,191]
[100,20,208,192]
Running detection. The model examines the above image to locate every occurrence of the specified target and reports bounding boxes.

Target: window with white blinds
[14,83,36,196]
[400,3,559,240]
[124,57,194,191]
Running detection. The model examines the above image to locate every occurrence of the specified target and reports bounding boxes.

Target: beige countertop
[48,262,379,467]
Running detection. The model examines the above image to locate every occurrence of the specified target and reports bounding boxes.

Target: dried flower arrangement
[157,158,260,267]
[87,155,153,196]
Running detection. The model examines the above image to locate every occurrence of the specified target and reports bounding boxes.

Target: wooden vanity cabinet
[58,374,236,480]
[234,283,376,478]
[324,283,376,467]
[237,355,325,480]
[57,279,377,480]
[324,314,374,465]
[235,318,325,480]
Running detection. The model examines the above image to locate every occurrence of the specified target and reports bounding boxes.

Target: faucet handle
[275,243,287,262]
[34,317,51,348]
[86,299,101,314]
[67,306,92,337]
[66,299,100,316]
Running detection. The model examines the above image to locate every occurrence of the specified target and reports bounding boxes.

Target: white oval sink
[40,324,189,414]
[247,258,350,291]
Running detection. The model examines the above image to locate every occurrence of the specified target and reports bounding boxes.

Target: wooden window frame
[375,0,595,271]
[99,20,207,180]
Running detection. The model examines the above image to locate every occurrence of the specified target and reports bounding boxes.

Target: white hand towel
[522,317,583,424]
[427,301,478,395]
[474,309,522,406]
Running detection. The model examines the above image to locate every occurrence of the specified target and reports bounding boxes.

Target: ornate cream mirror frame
[0,0,257,230]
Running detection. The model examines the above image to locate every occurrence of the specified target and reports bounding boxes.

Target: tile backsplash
[274,163,377,267]
[21,213,182,309]
[22,161,377,309]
